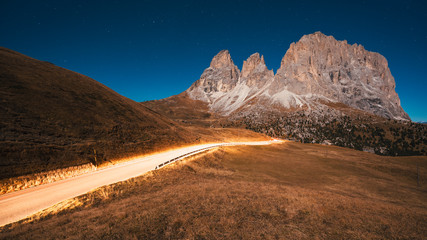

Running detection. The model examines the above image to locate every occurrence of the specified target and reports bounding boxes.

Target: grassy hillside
[0,47,268,180]
[142,92,224,127]
[0,47,200,179]
[2,142,425,239]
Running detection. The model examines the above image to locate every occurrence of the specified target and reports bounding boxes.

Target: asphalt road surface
[0,140,278,227]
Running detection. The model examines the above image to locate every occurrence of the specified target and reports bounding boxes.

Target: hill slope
[0,47,197,179]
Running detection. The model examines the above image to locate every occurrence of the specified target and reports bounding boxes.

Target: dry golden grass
[0,45,271,183]
[1,142,426,239]
[0,163,95,194]
[0,47,269,180]
[0,127,267,195]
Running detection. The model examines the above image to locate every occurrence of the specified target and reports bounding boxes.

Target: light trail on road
[0,140,281,227]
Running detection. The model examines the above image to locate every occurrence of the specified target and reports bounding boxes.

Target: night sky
[1,0,426,121]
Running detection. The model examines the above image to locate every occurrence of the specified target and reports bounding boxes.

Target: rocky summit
[187,32,410,121]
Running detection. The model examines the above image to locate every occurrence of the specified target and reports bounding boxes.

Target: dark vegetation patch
[231,109,427,156]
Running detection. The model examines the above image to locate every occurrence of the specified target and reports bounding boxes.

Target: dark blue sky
[1,0,426,121]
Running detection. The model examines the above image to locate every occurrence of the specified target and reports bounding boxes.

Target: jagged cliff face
[188,51,275,115]
[187,32,410,120]
[241,53,274,88]
[275,32,409,120]
[187,50,240,102]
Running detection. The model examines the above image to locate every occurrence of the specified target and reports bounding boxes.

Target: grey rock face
[187,50,240,103]
[188,51,275,115]
[186,32,410,120]
[241,53,274,88]
[275,31,409,120]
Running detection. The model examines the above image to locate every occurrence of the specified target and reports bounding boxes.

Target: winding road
[0,140,279,227]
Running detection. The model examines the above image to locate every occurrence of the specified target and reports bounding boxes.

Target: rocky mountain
[172,32,427,156]
[187,32,410,121]
[142,32,425,155]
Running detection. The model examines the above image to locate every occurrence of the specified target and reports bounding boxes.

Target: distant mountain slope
[0,47,196,179]
[146,91,426,156]
[143,92,224,128]
[148,33,425,156]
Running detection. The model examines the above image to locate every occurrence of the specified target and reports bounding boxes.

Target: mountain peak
[187,50,240,102]
[241,53,267,78]
[300,31,330,41]
[186,33,409,120]
[276,32,409,120]
[210,50,235,69]
[312,31,327,37]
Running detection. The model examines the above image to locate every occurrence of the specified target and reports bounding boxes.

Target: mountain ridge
[143,32,426,156]
[186,32,410,121]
